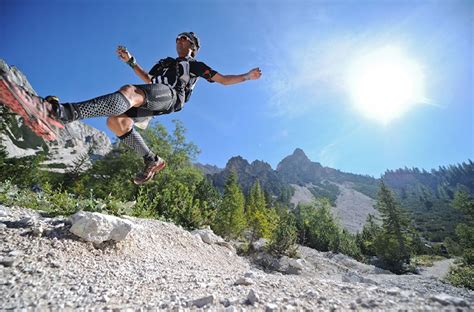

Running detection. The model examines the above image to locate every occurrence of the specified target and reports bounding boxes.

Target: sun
[347,46,425,124]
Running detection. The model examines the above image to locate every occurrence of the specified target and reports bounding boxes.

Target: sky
[1,0,472,177]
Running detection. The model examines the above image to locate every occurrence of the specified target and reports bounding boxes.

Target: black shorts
[124,83,176,117]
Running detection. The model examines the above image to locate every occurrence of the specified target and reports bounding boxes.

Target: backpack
[149,56,198,111]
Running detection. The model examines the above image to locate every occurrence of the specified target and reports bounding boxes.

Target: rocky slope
[332,182,379,234]
[1,205,472,311]
[0,59,112,172]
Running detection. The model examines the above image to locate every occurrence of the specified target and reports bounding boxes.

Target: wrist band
[127,56,137,68]
[243,73,251,81]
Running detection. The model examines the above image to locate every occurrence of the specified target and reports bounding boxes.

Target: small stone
[221,297,239,307]
[19,217,34,227]
[244,271,256,278]
[235,277,254,286]
[350,302,357,310]
[247,289,259,305]
[265,303,278,312]
[0,257,16,267]
[400,290,412,297]
[386,287,400,296]
[50,261,61,268]
[32,225,44,236]
[100,295,109,303]
[8,250,22,256]
[306,289,319,297]
[0,223,7,229]
[190,295,214,308]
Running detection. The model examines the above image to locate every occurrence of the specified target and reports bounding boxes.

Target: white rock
[279,256,305,275]
[251,238,267,251]
[265,303,278,312]
[69,211,133,243]
[191,228,223,244]
[0,206,9,218]
[386,287,401,296]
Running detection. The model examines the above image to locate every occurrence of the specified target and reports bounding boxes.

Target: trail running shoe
[44,95,61,118]
[133,156,166,185]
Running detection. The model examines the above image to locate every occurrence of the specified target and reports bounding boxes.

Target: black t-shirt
[149,57,218,88]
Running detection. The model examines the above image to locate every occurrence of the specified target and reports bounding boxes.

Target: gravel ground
[0,205,473,311]
[419,258,457,280]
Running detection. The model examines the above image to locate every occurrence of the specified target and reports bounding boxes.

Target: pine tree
[447,190,474,289]
[194,177,221,226]
[374,181,412,272]
[357,214,382,257]
[212,171,246,239]
[246,180,278,245]
[451,190,474,264]
[268,207,297,257]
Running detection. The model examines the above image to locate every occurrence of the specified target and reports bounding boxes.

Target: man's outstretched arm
[116,46,152,84]
[211,67,262,85]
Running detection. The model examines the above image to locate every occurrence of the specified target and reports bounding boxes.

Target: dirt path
[420,258,456,279]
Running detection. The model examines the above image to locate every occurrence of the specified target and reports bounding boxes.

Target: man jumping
[49,32,262,184]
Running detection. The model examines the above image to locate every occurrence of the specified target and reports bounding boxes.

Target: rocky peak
[250,160,273,173]
[277,148,321,170]
[276,149,323,184]
[226,156,251,173]
[293,148,310,161]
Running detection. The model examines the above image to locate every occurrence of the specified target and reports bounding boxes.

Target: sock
[61,92,131,122]
[118,128,155,161]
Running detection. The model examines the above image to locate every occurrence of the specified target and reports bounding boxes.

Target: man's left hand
[247,67,262,80]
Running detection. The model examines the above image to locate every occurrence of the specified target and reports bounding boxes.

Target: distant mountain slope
[194,163,223,175]
[381,164,472,242]
[290,182,378,234]
[208,149,472,240]
[209,156,292,200]
[333,182,379,234]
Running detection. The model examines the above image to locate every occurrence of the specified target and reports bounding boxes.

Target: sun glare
[347,46,425,124]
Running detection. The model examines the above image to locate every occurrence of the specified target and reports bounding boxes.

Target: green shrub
[446,264,474,290]
[411,255,445,267]
[268,209,297,257]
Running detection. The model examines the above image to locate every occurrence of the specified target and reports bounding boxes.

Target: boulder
[69,211,133,243]
[191,228,224,245]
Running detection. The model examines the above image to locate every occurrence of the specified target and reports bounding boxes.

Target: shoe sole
[133,161,166,185]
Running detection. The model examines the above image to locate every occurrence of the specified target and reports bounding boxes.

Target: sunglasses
[176,35,194,46]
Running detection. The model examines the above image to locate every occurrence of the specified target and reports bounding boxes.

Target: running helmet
[177,32,200,57]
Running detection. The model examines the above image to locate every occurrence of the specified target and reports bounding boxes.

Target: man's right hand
[117,45,132,62]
